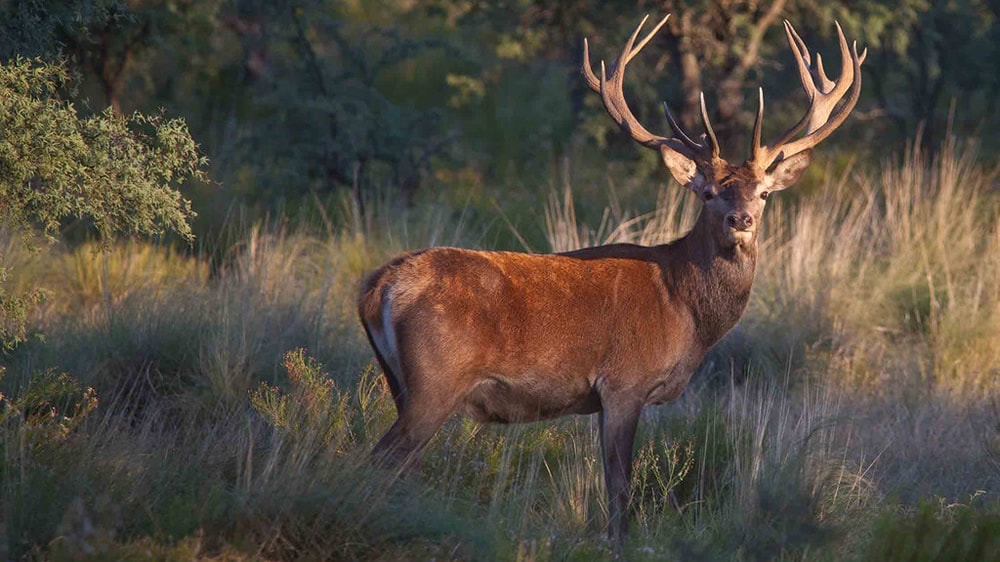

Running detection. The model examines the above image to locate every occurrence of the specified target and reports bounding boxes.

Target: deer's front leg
[598,394,642,555]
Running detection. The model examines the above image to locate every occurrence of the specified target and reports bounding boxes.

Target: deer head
[583,16,866,250]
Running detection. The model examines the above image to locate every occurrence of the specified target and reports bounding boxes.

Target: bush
[0,57,207,348]
[863,501,1000,562]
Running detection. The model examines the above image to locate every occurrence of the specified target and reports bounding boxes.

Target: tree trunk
[674,12,703,135]
[715,75,744,156]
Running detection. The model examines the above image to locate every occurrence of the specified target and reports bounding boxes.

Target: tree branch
[736,0,789,75]
[290,5,328,96]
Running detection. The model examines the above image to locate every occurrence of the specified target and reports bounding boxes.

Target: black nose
[726,212,754,231]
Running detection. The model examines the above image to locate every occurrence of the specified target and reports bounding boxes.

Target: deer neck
[667,212,757,348]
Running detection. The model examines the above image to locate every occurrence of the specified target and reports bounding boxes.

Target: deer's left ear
[660,146,702,190]
[764,150,813,192]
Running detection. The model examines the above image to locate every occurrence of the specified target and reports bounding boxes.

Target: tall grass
[545,135,1000,505]
[2,138,999,559]
[546,137,999,391]
[2,196,464,411]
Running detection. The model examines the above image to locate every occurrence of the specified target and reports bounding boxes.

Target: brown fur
[357,176,764,504]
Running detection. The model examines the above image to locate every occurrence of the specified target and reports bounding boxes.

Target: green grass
[2,137,999,560]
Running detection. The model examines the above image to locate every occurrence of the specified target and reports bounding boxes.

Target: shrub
[863,501,1000,562]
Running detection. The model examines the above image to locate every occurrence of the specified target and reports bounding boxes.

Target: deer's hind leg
[371,382,464,471]
[370,338,470,471]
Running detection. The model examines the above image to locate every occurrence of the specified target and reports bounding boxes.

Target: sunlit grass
[2,137,999,559]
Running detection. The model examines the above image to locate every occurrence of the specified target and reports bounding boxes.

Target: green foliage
[863,501,1000,562]
[7,0,1000,217]
[1,369,98,557]
[631,436,695,525]
[250,348,354,451]
[0,0,126,61]
[0,56,206,349]
[0,58,204,244]
[175,0,459,205]
[0,265,47,349]
[0,369,97,445]
[243,349,490,559]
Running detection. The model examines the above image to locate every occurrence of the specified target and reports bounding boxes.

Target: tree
[283,2,454,205]
[870,0,997,146]
[0,58,207,348]
[0,0,121,60]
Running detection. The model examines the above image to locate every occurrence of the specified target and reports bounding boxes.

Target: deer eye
[703,190,715,201]
[760,191,770,200]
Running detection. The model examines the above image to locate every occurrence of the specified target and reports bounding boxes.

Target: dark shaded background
[4,0,997,239]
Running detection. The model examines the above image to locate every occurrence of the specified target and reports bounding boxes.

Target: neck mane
[664,211,758,348]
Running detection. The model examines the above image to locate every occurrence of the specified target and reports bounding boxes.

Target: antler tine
[627,15,669,65]
[783,20,851,114]
[812,22,855,127]
[777,26,863,155]
[581,15,673,150]
[813,53,835,92]
[751,87,764,163]
[663,101,704,150]
[613,15,649,79]
[699,92,721,160]
[752,21,865,170]
[582,15,670,88]
[784,21,813,99]
[751,86,812,164]
[582,37,599,90]
[598,61,623,124]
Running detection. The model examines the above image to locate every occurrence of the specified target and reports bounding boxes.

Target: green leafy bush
[0,57,207,348]
[863,502,1000,562]
[0,58,205,244]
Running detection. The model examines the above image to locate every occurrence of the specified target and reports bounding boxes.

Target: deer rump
[358,246,701,425]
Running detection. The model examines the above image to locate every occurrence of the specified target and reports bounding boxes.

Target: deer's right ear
[660,147,706,193]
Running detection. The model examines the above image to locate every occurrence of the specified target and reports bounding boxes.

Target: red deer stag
[359,14,864,551]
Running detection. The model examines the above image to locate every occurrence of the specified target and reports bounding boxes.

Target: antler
[582,15,720,162]
[750,21,867,170]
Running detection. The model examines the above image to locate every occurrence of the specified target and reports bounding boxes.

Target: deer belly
[644,356,703,405]
[460,376,600,423]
